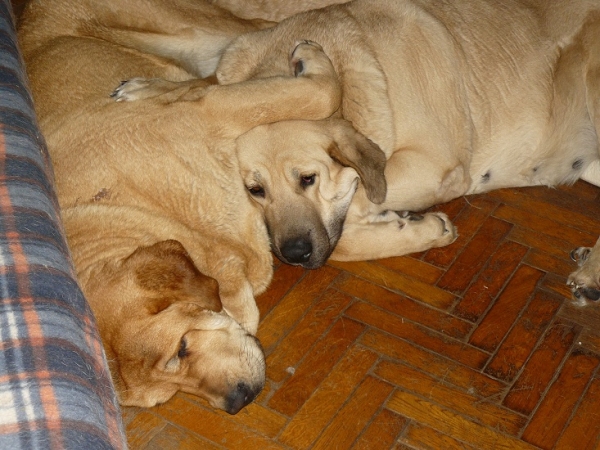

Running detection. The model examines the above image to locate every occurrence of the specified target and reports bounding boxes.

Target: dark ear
[327,119,387,204]
[124,240,222,313]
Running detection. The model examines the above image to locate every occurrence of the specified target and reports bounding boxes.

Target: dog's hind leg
[373,148,470,212]
[581,12,600,187]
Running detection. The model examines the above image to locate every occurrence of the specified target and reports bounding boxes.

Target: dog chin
[271,246,330,270]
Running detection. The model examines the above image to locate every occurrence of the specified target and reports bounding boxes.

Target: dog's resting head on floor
[87,240,265,413]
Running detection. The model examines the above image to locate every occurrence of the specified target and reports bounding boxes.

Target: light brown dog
[17,0,341,412]
[223,0,600,298]
[122,0,600,299]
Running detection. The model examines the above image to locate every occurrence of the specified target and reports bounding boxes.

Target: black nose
[280,238,312,264]
[225,382,260,415]
[582,288,600,301]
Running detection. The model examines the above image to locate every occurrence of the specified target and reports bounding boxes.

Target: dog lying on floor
[17,0,342,411]
[107,0,600,302]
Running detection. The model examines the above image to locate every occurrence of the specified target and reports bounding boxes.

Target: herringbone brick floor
[122,180,600,449]
[10,0,600,448]
[10,0,600,444]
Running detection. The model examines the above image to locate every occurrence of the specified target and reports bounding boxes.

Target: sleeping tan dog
[117,0,600,300]
[223,0,600,264]
[17,0,341,412]
[225,0,600,303]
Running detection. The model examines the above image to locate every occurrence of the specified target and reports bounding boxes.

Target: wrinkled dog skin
[17,0,342,412]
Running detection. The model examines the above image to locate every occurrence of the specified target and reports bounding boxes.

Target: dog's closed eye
[164,338,188,372]
[178,338,188,358]
[300,174,316,188]
[247,185,265,198]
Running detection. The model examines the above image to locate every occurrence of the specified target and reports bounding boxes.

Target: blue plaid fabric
[0,1,127,448]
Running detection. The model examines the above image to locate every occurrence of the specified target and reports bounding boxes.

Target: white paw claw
[110,78,152,102]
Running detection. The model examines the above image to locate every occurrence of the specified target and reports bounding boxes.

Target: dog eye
[177,338,188,358]
[300,174,316,187]
[247,185,265,198]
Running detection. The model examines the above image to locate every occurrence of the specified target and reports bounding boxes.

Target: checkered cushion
[0,2,127,448]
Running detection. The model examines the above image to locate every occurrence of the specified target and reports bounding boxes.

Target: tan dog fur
[218,0,600,293]
[211,0,349,21]
[118,0,600,298]
[17,0,342,411]
[64,0,600,302]
[217,0,600,300]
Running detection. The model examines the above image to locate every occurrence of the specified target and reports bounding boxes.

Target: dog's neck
[61,203,208,285]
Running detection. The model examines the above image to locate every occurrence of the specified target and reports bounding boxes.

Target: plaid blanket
[0,1,127,448]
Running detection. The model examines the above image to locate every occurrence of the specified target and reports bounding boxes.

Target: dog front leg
[330,211,457,261]
[112,41,341,136]
[220,282,261,334]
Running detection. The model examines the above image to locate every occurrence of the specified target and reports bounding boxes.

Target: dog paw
[432,212,457,244]
[289,40,335,78]
[567,245,600,304]
[110,78,155,102]
[395,211,457,248]
[378,210,456,245]
[570,246,592,265]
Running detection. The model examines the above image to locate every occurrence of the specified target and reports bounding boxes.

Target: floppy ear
[124,240,222,313]
[326,119,387,204]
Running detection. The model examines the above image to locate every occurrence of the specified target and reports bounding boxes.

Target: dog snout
[280,237,313,264]
[225,382,261,415]
[573,286,600,302]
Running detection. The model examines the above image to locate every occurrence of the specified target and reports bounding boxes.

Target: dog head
[236,118,386,269]
[88,240,265,414]
[568,240,600,304]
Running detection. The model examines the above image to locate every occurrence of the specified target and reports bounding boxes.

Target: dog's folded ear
[326,119,387,204]
[124,240,222,313]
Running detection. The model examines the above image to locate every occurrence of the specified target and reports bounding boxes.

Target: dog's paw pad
[110,78,153,102]
[289,40,330,77]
